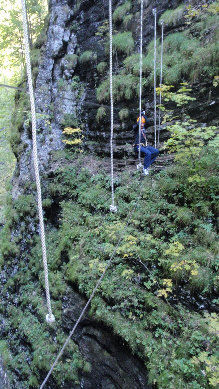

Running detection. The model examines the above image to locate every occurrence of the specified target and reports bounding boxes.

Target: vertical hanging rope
[138,0,144,166]
[153,8,157,148]
[109,0,117,213]
[20,0,55,324]
[158,20,164,145]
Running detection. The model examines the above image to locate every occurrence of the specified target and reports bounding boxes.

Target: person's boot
[143,168,149,176]
[137,162,143,170]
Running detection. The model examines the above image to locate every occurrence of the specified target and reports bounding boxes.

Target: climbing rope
[109,0,117,213]
[20,0,55,324]
[158,20,164,145]
[153,8,157,149]
[137,0,144,169]
[40,174,144,389]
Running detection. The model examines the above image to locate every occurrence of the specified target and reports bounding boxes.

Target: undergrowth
[0,143,218,388]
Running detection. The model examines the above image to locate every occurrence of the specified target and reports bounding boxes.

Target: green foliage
[125,9,219,86]
[95,20,109,39]
[159,84,218,164]
[57,78,66,91]
[61,113,79,128]
[64,54,78,69]
[0,0,48,72]
[30,48,41,67]
[0,84,16,222]
[10,86,31,156]
[113,1,131,24]
[118,108,129,121]
[165,121,217,162]
[96,106,106,122]
[79,50,97,64]
[1,1,219,386]
[1,147,218,387]
[207,1,219,15]
[159,4,186,26]
[71,75,81,90]
[123,13,133,29]
[111,31,134,55]
[97,61,107,74]
[96,74,138,103]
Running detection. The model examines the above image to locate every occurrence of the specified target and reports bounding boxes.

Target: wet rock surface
[61,290,151,389]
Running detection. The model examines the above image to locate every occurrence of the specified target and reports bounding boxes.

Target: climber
[133,112,159,175]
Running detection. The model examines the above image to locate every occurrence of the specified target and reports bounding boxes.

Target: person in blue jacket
[133,112,159,175]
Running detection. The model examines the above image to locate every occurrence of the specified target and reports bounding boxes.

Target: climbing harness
[40,173,144,389]
[158,20,164,145]
[20,0,55,324]
[153,8,157,149]
[109,0,117,213]
[137,0,144,171]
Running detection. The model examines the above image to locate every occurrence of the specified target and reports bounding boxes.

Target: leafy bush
[119,108,129,121]
[64,54,78,69]
[79,50,97,64]
[105,32,134,56]
[1,147,218,387]
[123,13,133,28]
[96,106,106,122]
[96,74,138,102]
[97,61,107,74]
[57,78,66,91]
[124,7,219,87]
[61,113,78,128]
[113,31,134,55]
[113,1,131,24]
[159,4,186,26]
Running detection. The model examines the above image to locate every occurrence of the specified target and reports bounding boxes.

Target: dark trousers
[135,146,159,169]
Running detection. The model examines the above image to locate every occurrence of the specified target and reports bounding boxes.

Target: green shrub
[79,50,97,64]
[96,106,106,122]
[30,48,41,67]
[113,1,131,24]
[105,32,134,56]
[57,78,66,91]
[141,29,219,85]
[64,54,78,69]
[119,108,129,121]
[112,32,134,55]
[1,152,218,388]
[159,4,186,26]
[10,90,30,156]
[61,113,78,127]
[123,14,133,28]
[96,74,138,103]
[97,61,107,74]
[71,75,80,90]
[123,54,140,74]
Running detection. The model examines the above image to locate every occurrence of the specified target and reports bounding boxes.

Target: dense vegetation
[0,84,16,223]
[0,134,218,387]
[94,1,219,108]
[0,0,218,388]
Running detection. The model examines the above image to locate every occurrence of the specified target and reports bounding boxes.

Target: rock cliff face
[14,0,217,193]
[15,0,184,191]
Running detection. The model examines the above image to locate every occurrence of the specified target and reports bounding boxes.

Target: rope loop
[158,20,164,145]
[20,0,55,323]
[137,0,144,167]
[153,8,157,149]
[109,0,117,212]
